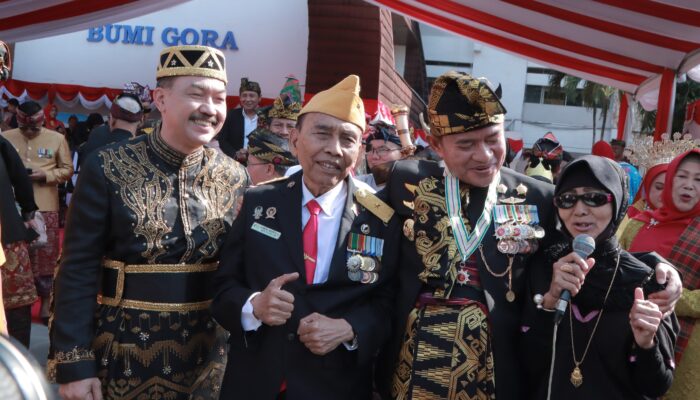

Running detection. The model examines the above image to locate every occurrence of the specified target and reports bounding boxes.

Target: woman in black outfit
[521,155,678,400]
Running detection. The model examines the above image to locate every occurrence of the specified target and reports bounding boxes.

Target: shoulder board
[256,176,289,186]
[355,188,394,224]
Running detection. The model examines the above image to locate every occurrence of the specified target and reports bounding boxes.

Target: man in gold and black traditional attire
[49,45,248,400]
[377,72,683,400]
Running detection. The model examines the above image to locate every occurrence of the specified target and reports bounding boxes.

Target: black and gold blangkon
[49,126,248,400]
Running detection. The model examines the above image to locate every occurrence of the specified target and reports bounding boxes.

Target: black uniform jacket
[211,171,401,400]
[376,159,556,400]
[216,107,245,158]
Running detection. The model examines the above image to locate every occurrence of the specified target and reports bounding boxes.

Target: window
[543,87,566,105]
[527,67,559,75]
[524,85,543,103]
[525,84,584,107]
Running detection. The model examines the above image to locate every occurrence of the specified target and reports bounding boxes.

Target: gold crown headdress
[626,132,700,173]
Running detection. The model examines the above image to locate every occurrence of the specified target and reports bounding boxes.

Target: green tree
[548,72,615,144]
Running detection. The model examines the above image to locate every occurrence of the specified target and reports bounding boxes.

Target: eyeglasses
[366,146,400,157]
[553,192,613,209]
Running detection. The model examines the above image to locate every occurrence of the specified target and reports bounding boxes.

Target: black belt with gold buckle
[99,259,218,312]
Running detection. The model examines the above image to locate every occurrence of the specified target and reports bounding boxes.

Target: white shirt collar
[301,177,347,216]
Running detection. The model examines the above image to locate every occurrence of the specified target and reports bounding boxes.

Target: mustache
[188,112,218,124]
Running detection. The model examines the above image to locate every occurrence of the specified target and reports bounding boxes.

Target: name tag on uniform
[251,222,281,240]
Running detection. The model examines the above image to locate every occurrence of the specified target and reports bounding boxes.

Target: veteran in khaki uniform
[212,75,400,400]
[49,45,248,400]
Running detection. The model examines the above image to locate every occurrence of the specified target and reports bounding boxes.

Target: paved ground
[28,323,60,399]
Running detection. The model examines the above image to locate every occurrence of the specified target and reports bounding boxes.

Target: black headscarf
[548,155,656,312]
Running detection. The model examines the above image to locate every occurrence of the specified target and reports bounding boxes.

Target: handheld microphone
[553,234,595,324]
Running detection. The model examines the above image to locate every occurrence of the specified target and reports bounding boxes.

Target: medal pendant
[506,290,515,302]
[570,366,583,388]
[456,269,470,286]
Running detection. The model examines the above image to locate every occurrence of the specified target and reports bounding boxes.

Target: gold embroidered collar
[149,124,204,168]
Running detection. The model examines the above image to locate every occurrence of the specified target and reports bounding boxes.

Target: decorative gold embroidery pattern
[93,331,215,368]
[412,176,461,298]
[103,259,218,273]
[192,149,245,262]
[54,346,95,363]
[101,142,173,263]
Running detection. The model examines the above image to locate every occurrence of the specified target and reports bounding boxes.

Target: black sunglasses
[553,192,613,209]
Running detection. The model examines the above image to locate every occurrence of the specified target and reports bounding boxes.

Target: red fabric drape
[654,69,676,141]
[419,0,663,74]
[686,99,700,125]
[373,0,646,86]
[0,0,140,31]
[616,93,628,141]
[501,0,698,52]
[594,0,700,28]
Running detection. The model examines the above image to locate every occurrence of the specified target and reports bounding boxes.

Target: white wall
[12,0,309,100]
[421,24,474,64]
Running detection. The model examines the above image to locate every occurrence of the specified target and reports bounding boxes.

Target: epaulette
[256,175,289,186]
[355,188,394,224]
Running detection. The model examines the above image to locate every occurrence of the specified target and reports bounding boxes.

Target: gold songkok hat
[248,128,297,166]
[299,75,365,131]
[428,71,506,137]
[156,45,227,83]
[268,95,302,121]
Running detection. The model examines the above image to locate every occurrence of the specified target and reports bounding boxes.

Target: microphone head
[572,234,596,258]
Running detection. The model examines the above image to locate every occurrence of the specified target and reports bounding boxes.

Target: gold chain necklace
[462,186,515,302]
[478,244,515,302]
[569,253,620,388]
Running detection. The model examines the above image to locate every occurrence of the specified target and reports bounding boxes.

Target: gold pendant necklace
[569,254,620,388]
[570,364,583,387]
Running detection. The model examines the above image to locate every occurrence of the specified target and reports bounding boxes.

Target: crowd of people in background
[0,42,698,400]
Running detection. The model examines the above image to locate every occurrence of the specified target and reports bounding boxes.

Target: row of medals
[495,222,545,255]
[347,254,379,284]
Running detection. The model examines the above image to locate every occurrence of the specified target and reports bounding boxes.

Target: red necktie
[303,200,321,285]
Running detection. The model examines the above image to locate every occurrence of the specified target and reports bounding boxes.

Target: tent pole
[653,69,676,141]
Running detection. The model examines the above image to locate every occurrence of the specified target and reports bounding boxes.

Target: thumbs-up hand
[630,287,663,349]
[251,272,299,326]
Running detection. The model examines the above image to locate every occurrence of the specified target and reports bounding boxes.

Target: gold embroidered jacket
[50,131,248,383]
